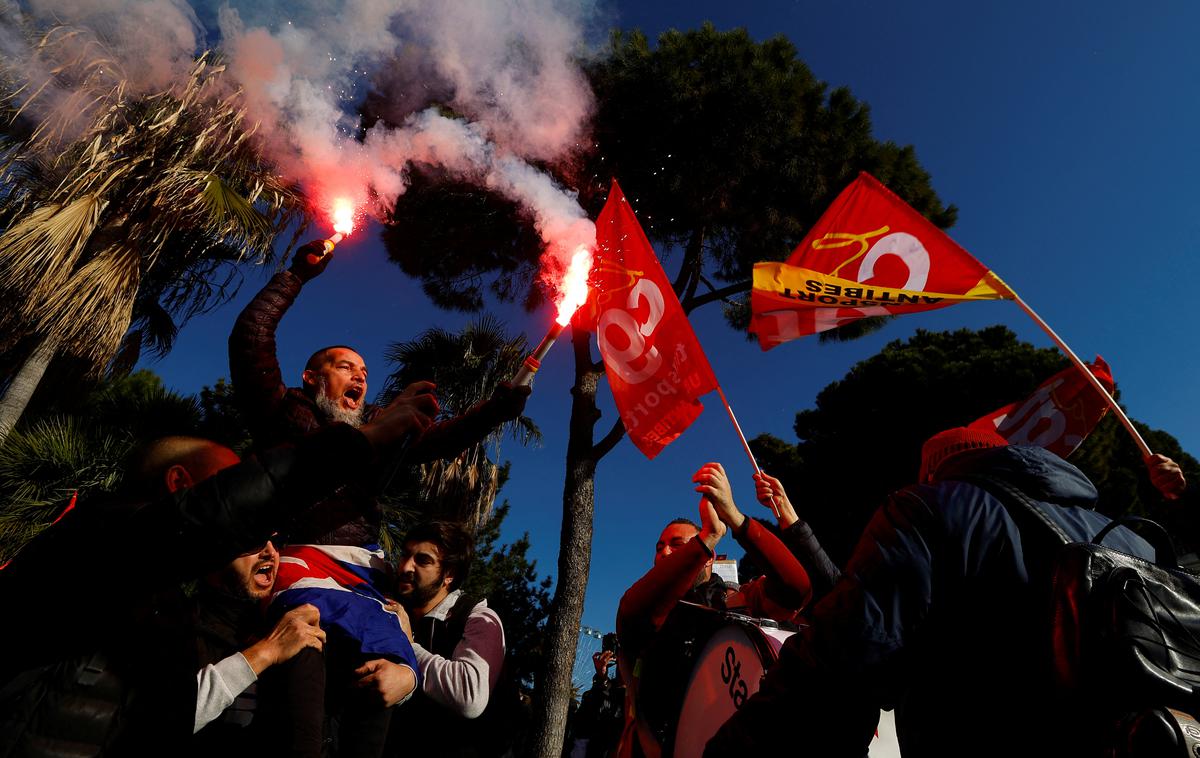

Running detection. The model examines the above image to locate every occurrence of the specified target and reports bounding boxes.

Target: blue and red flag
[273,543,419,675]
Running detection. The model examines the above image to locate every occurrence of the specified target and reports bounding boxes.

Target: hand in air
[289,240,332,282]
[753,471,799,528]
[693,462,744,533]
[1146,454,1187,501]
[360,381,439,448]
[592,650,616,675]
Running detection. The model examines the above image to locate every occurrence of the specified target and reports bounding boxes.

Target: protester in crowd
[384,520,511,758]
[570,641,626,758]
[228,241,530,757]
[0,394,429,758]
[705,427,1184,757]
[613,462,820,757]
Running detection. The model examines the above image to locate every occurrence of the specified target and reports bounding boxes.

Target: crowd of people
[0,240,528,758]
[0,235,1194,758]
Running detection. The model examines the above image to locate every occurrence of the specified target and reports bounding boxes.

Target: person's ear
[302,369,318,389]
[164,464,193,494]
[442,569,455,589]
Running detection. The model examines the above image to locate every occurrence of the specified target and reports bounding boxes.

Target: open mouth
[343,386,364,409]
[253,561,275,589]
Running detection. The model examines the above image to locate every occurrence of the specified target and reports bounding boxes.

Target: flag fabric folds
[751,172,1012,350]
[581,181,718,459]
[273,543,420,675]
[970,357,1115,458]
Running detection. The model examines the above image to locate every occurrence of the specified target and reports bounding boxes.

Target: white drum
[673,618,792,756]
[670,618,902,758]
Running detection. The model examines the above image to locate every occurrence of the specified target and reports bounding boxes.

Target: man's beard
[315,377,365,427]
[398,571,445,609]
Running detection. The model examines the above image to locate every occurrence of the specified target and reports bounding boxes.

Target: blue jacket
[707,445,1154,757]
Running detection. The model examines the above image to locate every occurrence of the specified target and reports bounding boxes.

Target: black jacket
[707,445,1155,758]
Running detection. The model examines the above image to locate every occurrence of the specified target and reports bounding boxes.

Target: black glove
[289,240,332,282]
[489,381,531,422]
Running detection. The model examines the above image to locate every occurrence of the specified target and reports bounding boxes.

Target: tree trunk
[0,335,57,444]
[530,326,604,757]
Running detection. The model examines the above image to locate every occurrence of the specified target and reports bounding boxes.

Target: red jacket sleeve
[736,518,813,611]
[616,538,711,659]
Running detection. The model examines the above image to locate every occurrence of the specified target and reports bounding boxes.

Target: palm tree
[0,26,307,440]
[376,317,541,546]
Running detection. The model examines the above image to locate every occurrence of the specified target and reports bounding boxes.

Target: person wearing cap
[707,428,1178,757]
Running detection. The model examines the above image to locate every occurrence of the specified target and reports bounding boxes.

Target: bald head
[129,436,240,499]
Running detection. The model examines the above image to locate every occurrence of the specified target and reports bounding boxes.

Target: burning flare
[320,198,357,254]
[332,198,356,237]
[512,244,595,387]
[554,246,593,326]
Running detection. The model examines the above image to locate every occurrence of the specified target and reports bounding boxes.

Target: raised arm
[755,472,842,600]
[406,382,531,464]
[694,463,813,611]
[228,242,329,437]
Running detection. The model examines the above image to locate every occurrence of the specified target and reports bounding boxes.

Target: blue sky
[140,0,1200,680]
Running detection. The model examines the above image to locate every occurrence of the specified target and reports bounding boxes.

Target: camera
[602,632,618,656]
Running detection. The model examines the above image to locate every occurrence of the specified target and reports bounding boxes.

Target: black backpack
[977,475,1200,754]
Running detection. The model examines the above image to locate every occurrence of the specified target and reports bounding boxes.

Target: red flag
[751,172,1011,349]
[969,357,1115,458]
[581,182,718,459]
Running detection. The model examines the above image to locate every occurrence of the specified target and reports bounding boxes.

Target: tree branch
[672,226,706,297]
[683,279,752,314]
[592,417,626,459]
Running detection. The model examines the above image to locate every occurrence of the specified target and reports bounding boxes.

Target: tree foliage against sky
[751,326,1200,563]
[376,24,956,335]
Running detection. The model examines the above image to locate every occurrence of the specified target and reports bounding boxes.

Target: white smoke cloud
[214,0,600,303]
[1,0,602,306]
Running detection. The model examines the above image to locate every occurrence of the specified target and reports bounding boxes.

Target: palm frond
[0,194,102,312]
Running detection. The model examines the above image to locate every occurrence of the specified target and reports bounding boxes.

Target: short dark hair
[304,345,359,372]
[667,517,700,531]
[403,520,475,591]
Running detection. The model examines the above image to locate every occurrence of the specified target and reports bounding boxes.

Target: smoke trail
[0,0,603,302]
[215,0,600,299]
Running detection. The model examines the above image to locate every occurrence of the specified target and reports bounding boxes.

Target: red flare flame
[554,246,593,326]
[331,198,355,237]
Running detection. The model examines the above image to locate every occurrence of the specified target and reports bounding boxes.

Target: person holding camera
[570,636,626,758]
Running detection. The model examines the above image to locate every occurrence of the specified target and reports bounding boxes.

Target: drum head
[673,621,793,757]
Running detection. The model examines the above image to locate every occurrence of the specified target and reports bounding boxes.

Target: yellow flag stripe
[753,263,1011,309]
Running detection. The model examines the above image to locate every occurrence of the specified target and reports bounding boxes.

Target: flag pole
[1001,283,1152,458]
[716,385,781,519]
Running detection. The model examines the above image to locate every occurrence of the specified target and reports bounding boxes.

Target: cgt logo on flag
[580,181,718,459]
[750,172,1012,350]
[970,357,1115,459]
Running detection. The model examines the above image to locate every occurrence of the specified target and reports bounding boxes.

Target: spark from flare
[554,245,593,326]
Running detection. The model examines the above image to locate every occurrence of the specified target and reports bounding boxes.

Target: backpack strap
[1094,517,1178,567]
[956,474,1072,546]
[436,592,483,659]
